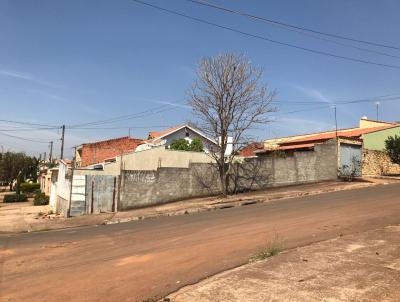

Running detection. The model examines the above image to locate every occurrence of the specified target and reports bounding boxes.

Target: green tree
[189,138,203,152]
[0,151,39,185]
[385,134,400,165]
[170,139,190,151]
[170,138,204,152]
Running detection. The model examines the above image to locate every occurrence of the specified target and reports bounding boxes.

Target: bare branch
[187,53,276,195]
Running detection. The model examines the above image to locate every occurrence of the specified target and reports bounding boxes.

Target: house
[261,118,396,153]
[38,167,58,197]
[252,118,398,177]
[75,136,144,167]
[239,142,264,157]
[136,124,219,153]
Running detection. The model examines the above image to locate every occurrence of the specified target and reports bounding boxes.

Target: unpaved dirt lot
[169,225,400,302]
[0,191,50,233]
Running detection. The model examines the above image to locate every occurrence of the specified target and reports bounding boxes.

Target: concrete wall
[362,126,400,151]
[120,140,338,210]
[85,175,117,214]
[102,147,216,175]
[54,162,71,215]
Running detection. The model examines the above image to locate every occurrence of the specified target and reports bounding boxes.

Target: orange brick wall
[80,137,143,167]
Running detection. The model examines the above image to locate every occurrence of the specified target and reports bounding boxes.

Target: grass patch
[249,234,284,263]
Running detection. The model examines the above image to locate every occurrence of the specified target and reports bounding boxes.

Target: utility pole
[49,141,53,162]
[375,101,380,121]
[331,105,338,139]
[60,125,65,159]
[331,105,339,159]
[44,152,46,163]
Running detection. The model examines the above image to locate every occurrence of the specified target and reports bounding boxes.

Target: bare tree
[188,53,275,195]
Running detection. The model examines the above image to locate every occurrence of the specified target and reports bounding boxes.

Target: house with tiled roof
[242,117,399,177]
[257,118,397,154]
[136,124,218,153]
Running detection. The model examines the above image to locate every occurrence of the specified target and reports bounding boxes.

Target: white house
[136,124,220,153]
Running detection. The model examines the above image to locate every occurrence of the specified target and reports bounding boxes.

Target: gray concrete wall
[86,175,117,214]
[120,140,338,210]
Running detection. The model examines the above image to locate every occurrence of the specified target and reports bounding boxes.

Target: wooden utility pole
[331,105,338,139]
[60,125,65,159]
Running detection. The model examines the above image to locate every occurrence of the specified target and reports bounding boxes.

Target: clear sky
[0,0,399,157]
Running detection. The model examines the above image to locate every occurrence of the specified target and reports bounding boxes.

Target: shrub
[33,192,49,206]
[20,182,40,193]
[3,194,28,203]
[385,134,400,165]
[170,138,204,152]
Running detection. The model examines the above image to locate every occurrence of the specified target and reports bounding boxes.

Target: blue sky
[0,0,399,157]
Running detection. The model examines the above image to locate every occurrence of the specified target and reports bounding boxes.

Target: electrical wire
[0,131,53,143]
[0,119,58,128]
[131,0,400,70]
[185,0,400,52]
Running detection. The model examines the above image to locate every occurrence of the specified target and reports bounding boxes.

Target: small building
[75,136,144,167]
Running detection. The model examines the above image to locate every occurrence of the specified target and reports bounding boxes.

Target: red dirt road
[1,183,399,301]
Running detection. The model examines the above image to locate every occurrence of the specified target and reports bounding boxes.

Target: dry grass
[249,234,284,262]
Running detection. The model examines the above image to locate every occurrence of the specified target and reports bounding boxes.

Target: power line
[67,125,173,130]
[0,119,57,128]
[185,0,400,52]
[0,131,53,143]
[131,0,400,70]
[68,101,186,128]
[0,127,59,132]
[273,94,400,106]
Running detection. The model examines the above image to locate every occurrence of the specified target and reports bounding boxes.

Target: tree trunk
[219,162,229,196]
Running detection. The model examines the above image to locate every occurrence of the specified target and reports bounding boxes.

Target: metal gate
[86,175,117,214]
[340,143,362,177]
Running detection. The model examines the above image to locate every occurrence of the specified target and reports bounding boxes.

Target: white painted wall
[57,162,71,201]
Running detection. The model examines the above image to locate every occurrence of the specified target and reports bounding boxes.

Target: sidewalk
[168,224,400,302]
[0,178,396,233]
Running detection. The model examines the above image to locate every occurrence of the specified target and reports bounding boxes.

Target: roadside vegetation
[385,134,400,165]
[33,192,49,206]
[3,193,28,203]
[249,235,284,263]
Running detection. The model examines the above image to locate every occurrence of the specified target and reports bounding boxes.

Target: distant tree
[385,134,400,165]
[170,138,204,152]
[190,138,203,152]
[170,139,190,151]
[0,152,39,185]
[188,53,275,195]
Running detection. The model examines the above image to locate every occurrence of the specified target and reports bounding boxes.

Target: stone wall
[120,140,338,210]
[362,149,400,176]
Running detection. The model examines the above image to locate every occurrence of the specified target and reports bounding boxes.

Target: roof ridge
[81,136,144,146]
